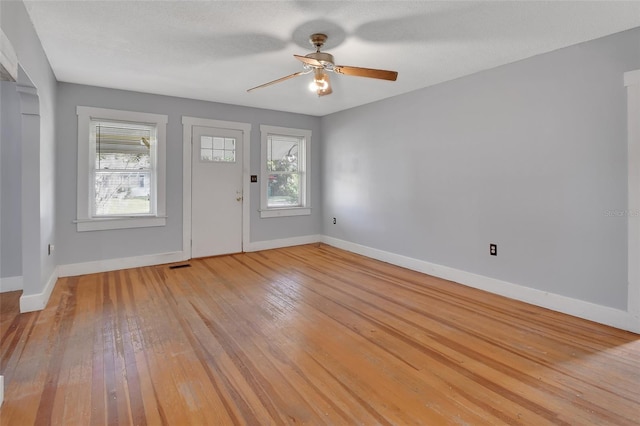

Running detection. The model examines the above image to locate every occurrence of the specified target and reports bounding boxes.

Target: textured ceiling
[23,1,640,116]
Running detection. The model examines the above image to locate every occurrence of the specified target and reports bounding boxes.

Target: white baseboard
[19,251,186,313]
[20,268,59,313]
[58,251,187,277]
[244,234,321,252]
[322,236,640,334]
[0,276,23,293]
[0,375,4,407]
[57,237,319,278]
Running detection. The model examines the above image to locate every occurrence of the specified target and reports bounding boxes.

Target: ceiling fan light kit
[247,33,398,97]
[309,68,331,95]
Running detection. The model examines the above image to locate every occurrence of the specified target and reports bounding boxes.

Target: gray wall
[0,81,22,278]
[1,0,57,296]
[322,28,640,310]
[56,83,322,265]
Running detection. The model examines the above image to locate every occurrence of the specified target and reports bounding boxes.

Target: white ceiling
[23,1,640,117]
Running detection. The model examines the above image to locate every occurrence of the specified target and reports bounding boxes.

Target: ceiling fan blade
[247,71,307,92]
[294,55,322,67]
[334,65,398,81]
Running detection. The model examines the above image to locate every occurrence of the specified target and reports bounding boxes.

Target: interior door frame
[625,69,640,330]
[182,116,251,260]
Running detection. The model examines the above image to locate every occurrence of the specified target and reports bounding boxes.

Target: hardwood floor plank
[237,251,557,425]
[1,244,638,425]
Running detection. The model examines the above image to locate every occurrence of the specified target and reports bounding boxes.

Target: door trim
[182,117,251,259]
[625,69,640,327]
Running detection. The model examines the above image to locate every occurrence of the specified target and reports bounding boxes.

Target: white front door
[191,125,243,258]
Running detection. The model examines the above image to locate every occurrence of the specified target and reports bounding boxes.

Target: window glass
[268,136,299,172]
[268,173,301,207]
[201,135,236,162]
[91,121,155,216]
[266,134,303,207]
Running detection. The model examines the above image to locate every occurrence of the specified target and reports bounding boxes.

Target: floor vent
[168,264,191,270]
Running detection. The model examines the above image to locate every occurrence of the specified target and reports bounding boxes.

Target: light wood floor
[1,244,638,425]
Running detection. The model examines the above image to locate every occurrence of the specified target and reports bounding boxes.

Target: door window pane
[202,136,236,162]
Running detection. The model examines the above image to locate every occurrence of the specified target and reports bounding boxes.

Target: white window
[260,125,311,218]
[76,106,168,231]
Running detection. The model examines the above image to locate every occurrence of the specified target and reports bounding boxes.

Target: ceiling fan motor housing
[306,51,335,67]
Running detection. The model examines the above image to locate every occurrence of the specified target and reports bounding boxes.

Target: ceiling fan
[247,33,398,97]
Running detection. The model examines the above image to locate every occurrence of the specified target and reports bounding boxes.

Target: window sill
[75,216,167,232]
[260,207,311,218]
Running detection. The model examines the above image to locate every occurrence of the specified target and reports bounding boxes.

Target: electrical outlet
[48,244,55,256]
[333,217,336,224]
[490,244,497,256]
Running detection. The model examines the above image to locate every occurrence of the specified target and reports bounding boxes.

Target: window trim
[259,125,311,218]
[76,106,168,231]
